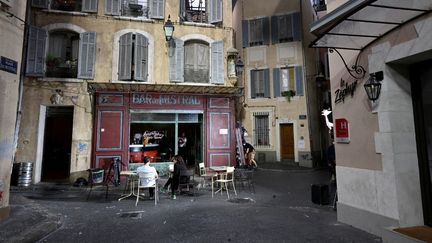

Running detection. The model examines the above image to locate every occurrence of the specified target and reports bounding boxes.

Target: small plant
[281,90,296,102]
[46,53,61,68]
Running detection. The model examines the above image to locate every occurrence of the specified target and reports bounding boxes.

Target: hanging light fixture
[364,71,383,102]
[163,15,174,42]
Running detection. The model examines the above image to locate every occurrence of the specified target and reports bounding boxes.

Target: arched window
[184,40,209,83]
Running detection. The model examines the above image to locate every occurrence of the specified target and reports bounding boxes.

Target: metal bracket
[329,48,366,80]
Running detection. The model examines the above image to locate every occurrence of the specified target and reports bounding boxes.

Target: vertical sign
[335,118,350,143]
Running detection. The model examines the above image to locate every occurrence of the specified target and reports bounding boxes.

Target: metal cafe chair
[212,166,237,199]
[136,172,159,206]
[198,162,217,189]
[234,168,255,193]
[178,169,195,196]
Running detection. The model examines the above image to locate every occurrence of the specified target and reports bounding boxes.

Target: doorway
[411,59,432,226]
[280,124,294,161]
[41,106,74,182]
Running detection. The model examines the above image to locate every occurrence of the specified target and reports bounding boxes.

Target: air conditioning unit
[0,0,11,8]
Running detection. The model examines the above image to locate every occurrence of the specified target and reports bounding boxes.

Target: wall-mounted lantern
[163,15,174,46]
[364,71,383,102]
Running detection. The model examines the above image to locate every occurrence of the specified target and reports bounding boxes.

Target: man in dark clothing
[327,143,336,181]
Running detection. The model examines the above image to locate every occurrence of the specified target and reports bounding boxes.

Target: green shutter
[78,32,96,79]
[271,16,279,44]
[211,41,224,84]
[169,38,184,82]
[293,12,302,41]
[250,70,257,98]
[273,68,281,97]
[242,20,249,48]
[26,26,47,76]
[262,17,270,45]
[295,66,303,96]
[264,69,270,98]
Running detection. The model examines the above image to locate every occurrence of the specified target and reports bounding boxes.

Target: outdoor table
[118,171,140,201]
[209,166,228,195]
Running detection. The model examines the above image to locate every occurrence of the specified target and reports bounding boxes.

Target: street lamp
[364,71,383,102]
[163,15,174,42]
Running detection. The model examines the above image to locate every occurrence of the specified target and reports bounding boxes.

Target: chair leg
[87,183,93,201]
[232,181,237,196]
[211,178,214,198]
[135,187,140,206]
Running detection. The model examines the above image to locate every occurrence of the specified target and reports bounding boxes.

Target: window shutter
[26,26,47,76]
[208,0,222,24]
[32,0,48,8]
[271,16,279,44]
[169,38,184,82]
[293,12,302,41]
[106,0,121,15]
[134,34,148,81]
[273,68,281,97]
[78,32,96,79]
[264,69,270,98]
[242,20,249,48]
[250,70,257,98]
[210,41,224,84]
[180,0,186,20]
[118,33,132,80]
[150,0,164,19]
[295,66,303,96]
[82,0,98,12]
[262,17,270,45]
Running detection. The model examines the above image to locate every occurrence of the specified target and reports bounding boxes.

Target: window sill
[39,77,84,83]
[113,16,155,23]
[112,80,151,84]
[181,21,215,28]
[42,9,89,16]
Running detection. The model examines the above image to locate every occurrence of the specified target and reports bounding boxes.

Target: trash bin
[13,162,33,187]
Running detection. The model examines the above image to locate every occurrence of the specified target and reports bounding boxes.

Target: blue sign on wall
[0,56,18,74]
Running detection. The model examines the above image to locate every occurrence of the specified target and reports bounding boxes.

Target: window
[273,66,303,97]
[253,112,270,147]
[118,33,148,81]
[271,12,302,44]
[169,38,224,84]
[180,0,222,24]
[242,17,270,47]
[105,0,164,19]
[26,26,96,79]
[32,0,98,13]
[250,69,270,98]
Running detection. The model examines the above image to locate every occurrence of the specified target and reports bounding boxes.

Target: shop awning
[310,0,432,50]
[87,82,244,96]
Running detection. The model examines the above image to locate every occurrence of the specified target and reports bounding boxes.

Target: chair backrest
[137,172,156,187]
[226,166,235,173]
[199,162,205,175]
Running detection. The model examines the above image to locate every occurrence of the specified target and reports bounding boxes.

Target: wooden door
[280,124,294,160]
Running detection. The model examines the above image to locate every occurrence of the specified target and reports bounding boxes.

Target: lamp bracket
[329,48,366,80]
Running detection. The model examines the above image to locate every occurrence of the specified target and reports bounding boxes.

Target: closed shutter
[169,38,184,82]
[32,0,48,8]
[150,0,164,19]
[82,0,98,12]
[26,26,47,76]
[134,34,148,81]
[118,33,132,80]
[180,0,186,20]
[78,32,96,79]
[210,41,224,84]
[262,17,270,45]
[271,16,279,44]
[106,0,121,15]
[250,70,256,98]
[295,66,303,96]
[242,20,249,48]
[273,68,281,97]
[264,69,270,98]
[208,0,222,24]
[293,12,302,41]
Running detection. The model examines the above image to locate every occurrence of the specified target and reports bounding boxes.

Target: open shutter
[169,39,184,82]
[118,33,132,80]
[271,16,279,44]
[150,0,164,19]
[295,66,303,96]
[78,32,96,79]
[293,12,302,41]
[106,0,121,15]
[264,69,270,98]
[32,0,48,8]
[26,26,47,77]
[134,34,148,81]
[180,0,186,20]
[208,0,222,24]
[250,70,257,98]
[242,20,249,48]
[273,68,281,97]
[82,0,98,12]
[210,41,224,84]
[262,17,270,45]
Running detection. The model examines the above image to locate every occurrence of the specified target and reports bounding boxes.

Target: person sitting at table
[136,156,158,199]
[160,155,187,200]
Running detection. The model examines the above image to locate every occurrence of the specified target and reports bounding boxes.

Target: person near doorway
[160,155,187,199]
[327,141,336,182]
[178,132,188,163]
[243,141,257,168]
[136,156,158,199]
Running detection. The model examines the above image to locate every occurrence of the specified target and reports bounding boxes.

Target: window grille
[253,112,270,147]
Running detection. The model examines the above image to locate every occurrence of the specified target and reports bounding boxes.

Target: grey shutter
[134,34,148,81]
[78,32,96,79]
[26,26,47,76]
[169,38,184,82]
[264,69,270,98]
[250,70,257,98]
[293,12,302,41]
[295,66,303,96]
[210,41,224,84]
[150,0,164,19]
[263,17,270,45]
[208,0,222,24]
[242,20,249,48]
[273,68,281,97]
[118,33,132,80]
[82,0,98,12]
[32,0,48,8]
[106,0,121,15]
[180,0,186,20]
[271,16,279,44]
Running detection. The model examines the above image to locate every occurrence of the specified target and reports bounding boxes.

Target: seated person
[160,155,187,200]
[243,142,258,168]
[136,156,158,199]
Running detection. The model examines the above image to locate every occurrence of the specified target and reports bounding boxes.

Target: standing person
[327,140,336,182]
[243,141,257,168]
[178,132,188,164]
[136,156,158,199]
[160,155,187,199]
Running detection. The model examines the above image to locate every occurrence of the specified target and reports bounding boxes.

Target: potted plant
[46,53,61,68]
[281,90,296,102]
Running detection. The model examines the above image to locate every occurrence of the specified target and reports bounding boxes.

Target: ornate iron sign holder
[329,48,366,80]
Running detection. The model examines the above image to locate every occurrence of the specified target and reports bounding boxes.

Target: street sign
[0,56,18,74]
